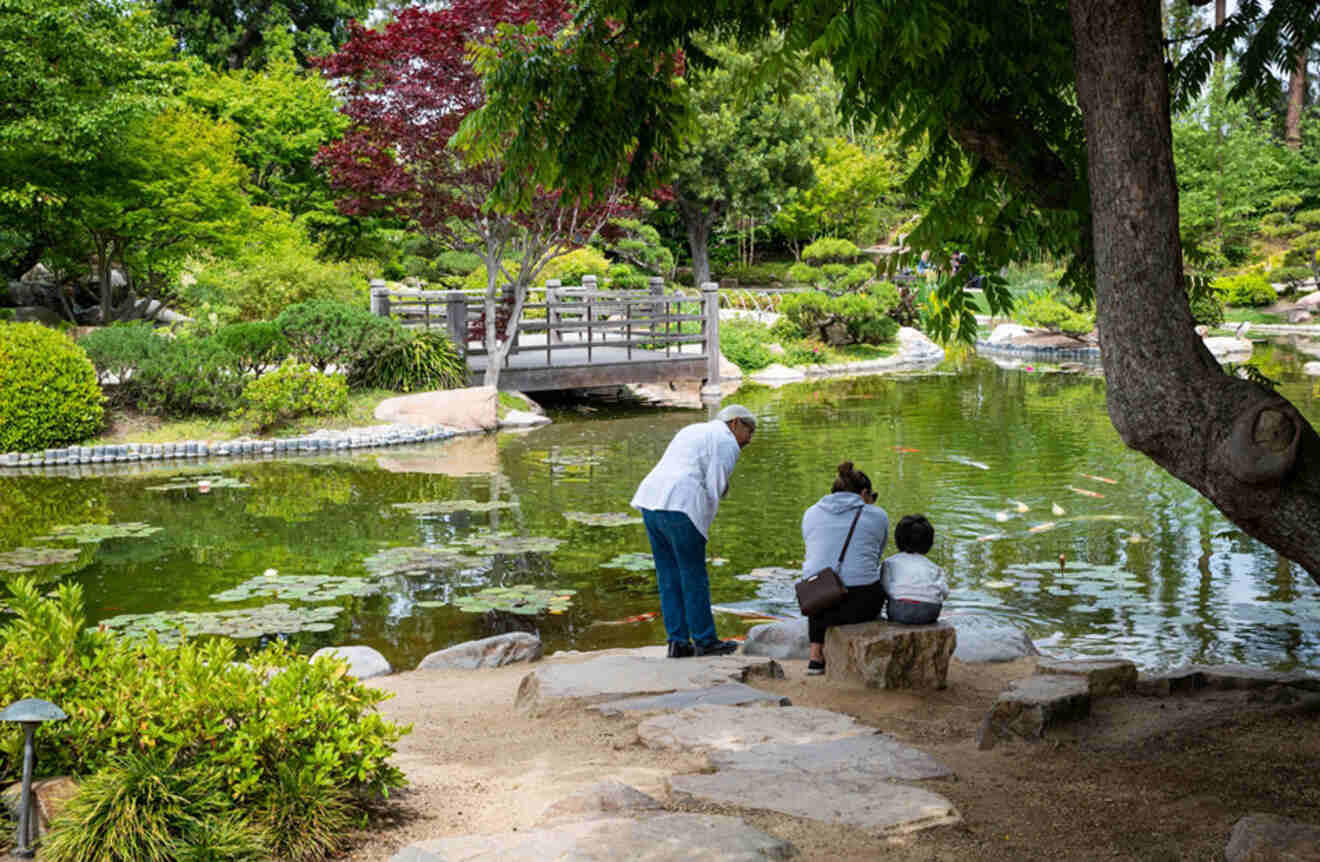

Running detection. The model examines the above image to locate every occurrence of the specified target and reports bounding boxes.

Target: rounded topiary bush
[0,322,103,452]
[242,360,348,429]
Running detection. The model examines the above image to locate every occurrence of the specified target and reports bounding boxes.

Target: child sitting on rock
[881,514,948,625]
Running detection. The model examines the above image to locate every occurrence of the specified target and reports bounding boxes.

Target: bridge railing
[369,278,723,388]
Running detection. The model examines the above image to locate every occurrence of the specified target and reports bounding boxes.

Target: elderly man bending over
[630,404,756,658]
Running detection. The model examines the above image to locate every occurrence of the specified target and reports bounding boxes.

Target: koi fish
[894,446,921,454]
[949,455,990,470]
[1007,499,1030,513]
[1051,502,1066,516]
[994,511,1011,522]
[1080,473,1119,485]
[592,611,660,626]
[712,606,790,622]
[983,579,1014,589]
[976,533,1006,542]
[1028,522,1057,533]
[1067,485,1105,498]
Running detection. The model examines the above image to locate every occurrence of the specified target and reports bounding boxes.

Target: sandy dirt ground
[344,651,1320,861]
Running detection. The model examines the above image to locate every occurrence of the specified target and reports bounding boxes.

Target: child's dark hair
[895,514,934,554]
[831,460,872,496]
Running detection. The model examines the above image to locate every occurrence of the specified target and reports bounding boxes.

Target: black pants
[808,581,887,644]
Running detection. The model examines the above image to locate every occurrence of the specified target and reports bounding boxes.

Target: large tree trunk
[1214,0,1226,64]
[1069,0,1320,580]
[677,198,719,288]
[1286,47,1307,151]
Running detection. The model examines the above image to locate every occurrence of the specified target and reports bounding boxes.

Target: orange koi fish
[1080,473,1119,485]
[1067,485,1105,498]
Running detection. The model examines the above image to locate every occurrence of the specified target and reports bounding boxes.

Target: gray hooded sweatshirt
[800,492,890,588]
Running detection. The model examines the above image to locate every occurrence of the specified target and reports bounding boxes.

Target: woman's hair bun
[837,460,854,476]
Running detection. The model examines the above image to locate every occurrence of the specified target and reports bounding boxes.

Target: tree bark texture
[1286,47,1307,151]
[1069,0,1320,579]
[678,198,719,291]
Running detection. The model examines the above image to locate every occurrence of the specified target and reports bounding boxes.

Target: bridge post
[445,291,468,358]
[546,279,562,343]
[369,279,390,318]
[701,281,721,399]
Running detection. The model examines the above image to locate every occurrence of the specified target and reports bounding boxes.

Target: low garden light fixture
[0,698,66,858]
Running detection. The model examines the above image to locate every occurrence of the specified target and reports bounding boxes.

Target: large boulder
[987,323,1030,344]
[311,645,392,680]
[376,385,496,432]
[823,621,956,689]
[748,363,807,385]
[1225,813,1320,862]
[976,675,1090,749]
[742,618,810,660]
[944,613,1039,663]
[896,326,945,362]
[418,632,543,670]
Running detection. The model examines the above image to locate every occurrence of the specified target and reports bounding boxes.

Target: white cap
[715,404,756,428]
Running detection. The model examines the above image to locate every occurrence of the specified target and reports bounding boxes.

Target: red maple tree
[317,0,629,385]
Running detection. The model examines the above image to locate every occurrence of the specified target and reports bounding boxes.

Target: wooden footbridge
[369,276,723,394]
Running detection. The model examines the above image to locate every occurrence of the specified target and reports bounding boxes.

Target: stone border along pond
[0,423,464,472]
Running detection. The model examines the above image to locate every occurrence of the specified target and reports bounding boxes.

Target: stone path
[391,649,961,860]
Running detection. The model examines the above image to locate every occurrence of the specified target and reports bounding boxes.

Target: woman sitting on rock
[800,461,890,675]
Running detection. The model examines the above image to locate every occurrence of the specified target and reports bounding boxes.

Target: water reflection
[0,353,1318,671]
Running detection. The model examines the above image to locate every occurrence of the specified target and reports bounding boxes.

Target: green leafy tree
[152,0,371,70]
[773,137,894,255]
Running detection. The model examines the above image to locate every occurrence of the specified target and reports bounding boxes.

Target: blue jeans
[887,599,942,625]
[640,508,718,647]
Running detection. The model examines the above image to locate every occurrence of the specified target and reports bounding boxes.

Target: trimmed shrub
[1212,272,1278,307]
[212,321,289,378]
[0,578,406,845]
[719,319,776,372]
[349,329,466,393]
[76,322,170,405]
[801,237,860,264]
[1296,209,1320,228]
[133,337,246,416]
[241,360,348,429]
[0,322,103,452]
[779,291,832,336]
[780,291,898,345]
[1189,291,1225,328]
[434,250,483,275]
[1015,290,1095,335]
[275,300,401,374]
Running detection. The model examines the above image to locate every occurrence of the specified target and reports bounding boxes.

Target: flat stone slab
[1036,657,1136,696]
[639,705,871,753]
[419,632,543,670]
[824,621,956,689]
[516,654,783,714]
[1136,664,1320,696]
[977,675,1090,749]
[944,613,1039,663]
[592,683,789,717]
[311,645,391,680]
[389,813,794,861]
[706,733,953,781]
[536,781,664,826]
[668,770,959,836]
[1226,813,1320,862]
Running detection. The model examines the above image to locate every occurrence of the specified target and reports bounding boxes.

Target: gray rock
[515,653,783,715]
[311,645,392,680]
[896,326,945,363]
[945,613,1040,662]
[977,675,1090,749]
[823,620,956,689]
[1225,813,1320,862]
[419,632,543,671]
[536,780,663,826]
[389,813,794,861]
[593,682,789,717]
[742,619,810,660]
[1036,657,1137,696]
[706,733,953,781]
[499,409,551,429]
[988,323,1030,344]
[668,770,959,836]
[639,704,871,753]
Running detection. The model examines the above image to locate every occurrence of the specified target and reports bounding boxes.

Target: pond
[2,342,1319,672]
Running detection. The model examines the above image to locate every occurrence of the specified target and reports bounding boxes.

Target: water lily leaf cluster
[211,573,380,602]
[34,522,164,544]
[538,451,604,468]
[562,511,642,527]
[0,546,82,574]
[602,551,655,571]
[145,475,251,491]
[97,603,344,644]
[362,546,487,577]
[453,585,576,615]
[392,499,516,515]
[451,531,563,555]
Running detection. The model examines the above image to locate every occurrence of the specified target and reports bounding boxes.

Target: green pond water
[3,343,1320,672]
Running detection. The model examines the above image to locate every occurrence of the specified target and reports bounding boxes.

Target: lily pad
[35,522,163,544]
[211,573,380,603]
[95,602,344,645]
[452,532,564,555]
[146,475,250,491]
[538,451,604,468]
[0,546,82,573]
[602,552,655,572]
[562,511,643,527]
[363,546,487,577]
[453,584,575,616]
[392,500,517,515]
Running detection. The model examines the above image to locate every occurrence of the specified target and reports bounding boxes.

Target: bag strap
[836,506,864,568]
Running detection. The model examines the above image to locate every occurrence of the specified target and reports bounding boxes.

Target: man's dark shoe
[806,660,826,676]
[694,639,739,657]
[667,640,694,658]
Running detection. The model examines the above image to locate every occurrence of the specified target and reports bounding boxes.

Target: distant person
[881,514,948,625]
[800,461,890,676]
[915,250,932,274]
[631,404,756,658]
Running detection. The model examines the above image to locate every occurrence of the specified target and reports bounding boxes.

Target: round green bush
[242,360,348,429]
[1212,272,1278,307]
[0,322,103,452]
